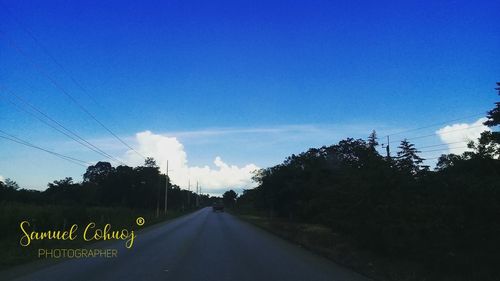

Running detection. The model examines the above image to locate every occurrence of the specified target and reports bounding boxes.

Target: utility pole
[196,181,199,207]
[164,160,169,215]
[187,180,191,207]
[386,135,391,158]
[199,185,202,206]
[156,179,160,218]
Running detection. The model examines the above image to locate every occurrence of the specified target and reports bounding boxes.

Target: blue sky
[0,0,499,192]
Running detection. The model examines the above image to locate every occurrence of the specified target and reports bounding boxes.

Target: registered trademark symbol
[136,217,145,226]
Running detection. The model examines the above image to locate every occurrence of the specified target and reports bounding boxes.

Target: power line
[1,33,147,161]
[418,145,479,161]
[381,115,487,160]
[418,140,468,149]
[386,124,486,146]
[0,88,124,164]
[0,3,103,108]
[422,156,443,161]
[0,87,128,165]
[0,130,89,167]
[385,113,485,137]
[420,146,469,153]
[420,153,466,161]
[405,124,485,142]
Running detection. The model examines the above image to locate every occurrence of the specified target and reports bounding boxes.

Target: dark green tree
[144,157,158,168]
[473,82,500,157]
[48,177,74,188]
[3,178,19,191]
[45,177,81,204]
[0,178,21,202]
[483,82,500,129]
[83,161,114,183]
[222,189,238,207]
[368,130,379,150]
[436,153,464,170]
[396,139,424,175]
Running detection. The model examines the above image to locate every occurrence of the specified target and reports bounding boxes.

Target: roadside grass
[0,201,191,271]
[232,210,443,281]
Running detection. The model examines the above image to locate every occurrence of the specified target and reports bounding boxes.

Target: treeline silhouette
[237,83,500,278]
[0,158,216,268]
[0,158,211,210]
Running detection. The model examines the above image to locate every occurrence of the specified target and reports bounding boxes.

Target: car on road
[212,201,224,212]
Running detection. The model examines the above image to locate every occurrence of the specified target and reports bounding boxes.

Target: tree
[483,82,500,129]
[223,190,238,207]
[83,162,114,183]
[3,178,20,191]
[436,153,463,170]
[368,130,379,150]
[144,157,158,168]
[45,177,80,204]
[473,82,500,158]
[0,178,20,201]
[396,139,424,175]
[466,134,499,159]
[48,177,74,189]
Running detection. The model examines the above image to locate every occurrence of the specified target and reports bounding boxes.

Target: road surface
[5,208,371,281]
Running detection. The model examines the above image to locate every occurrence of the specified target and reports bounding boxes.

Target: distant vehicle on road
[213,201,224,212]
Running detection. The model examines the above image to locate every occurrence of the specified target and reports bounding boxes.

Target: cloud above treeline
[436,118,490,154]
[123,131,259,193]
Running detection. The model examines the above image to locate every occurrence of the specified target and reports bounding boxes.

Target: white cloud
[124,131,259,193]
[0,175,4,182]
[436,118,490,154]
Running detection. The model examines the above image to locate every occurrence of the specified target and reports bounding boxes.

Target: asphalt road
[6,208,371,281]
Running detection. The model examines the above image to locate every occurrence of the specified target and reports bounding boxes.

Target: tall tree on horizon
[484,82,500,129]
[223,189,238,208]
[466,82,500,159]
[144,157,158,168]
[368,130,379,151]
[396,139,424,175]
[83,161,114,183]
